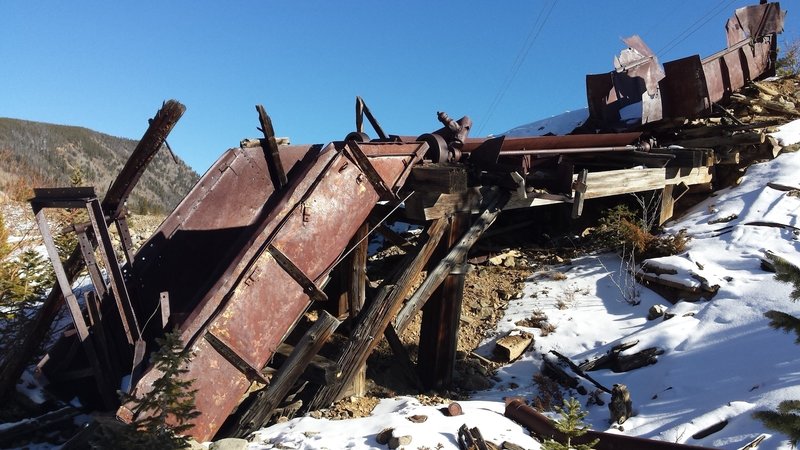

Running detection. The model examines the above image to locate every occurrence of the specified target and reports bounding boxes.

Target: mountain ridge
[0,117,199,215]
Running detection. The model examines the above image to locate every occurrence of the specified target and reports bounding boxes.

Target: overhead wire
[655,0,739,59]
[477,0,558,136]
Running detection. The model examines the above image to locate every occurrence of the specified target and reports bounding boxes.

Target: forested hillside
[0,118,199,214]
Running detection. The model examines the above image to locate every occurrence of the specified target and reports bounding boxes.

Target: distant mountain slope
[0,117,199,214]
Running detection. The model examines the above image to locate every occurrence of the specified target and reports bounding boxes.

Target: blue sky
[2,1,798,172]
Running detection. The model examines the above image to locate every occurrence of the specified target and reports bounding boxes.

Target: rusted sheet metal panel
[661,56,710,118]
[127,145,316,330]
[120,141,426,441]
[725,2,785,47]
[585,35,664,126]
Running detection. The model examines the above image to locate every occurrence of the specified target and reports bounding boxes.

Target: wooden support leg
[234,311,341,437]
[307,219,449,411]
[347,222,369,397]
[659,185,675,226]
[418,212,470,390]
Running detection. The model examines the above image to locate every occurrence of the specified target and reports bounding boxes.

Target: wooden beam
[307,218,449,410]
[235,311,341,437]
[256,104,288,189]
[406,164,468,194]
[347,222,369,397]
[395,189,509,332]
[418,212,470,389]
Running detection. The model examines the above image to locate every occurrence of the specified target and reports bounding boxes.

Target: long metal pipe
[504,399,714,450]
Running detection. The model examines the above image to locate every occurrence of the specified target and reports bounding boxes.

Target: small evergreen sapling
[542,397,598,450]
[91,332,199,449]
[754,253,800,447]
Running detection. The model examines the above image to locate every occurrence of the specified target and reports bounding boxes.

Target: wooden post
[347,222,369,397]
[417,212,470,389]
[395,189,509,332]
[234,311,341,437]
[307,218,449,410]
[256,104,288,189]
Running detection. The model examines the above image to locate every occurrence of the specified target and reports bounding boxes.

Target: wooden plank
[418,212,470,389]
[407,164,468,194]
[666,166,713,186]
[86,198,140,345]
[347,222,368,396]
[270,342,339,386]
[571,169,588,219]
[659,184,675,225]
[256,104,288,189]
[234,311,341,437]
[308,218,449,410]
[583,168,666,199]
[395,189,509,332]
[383,324,424,391]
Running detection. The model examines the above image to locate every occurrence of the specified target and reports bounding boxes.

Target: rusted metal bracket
[355,96,388,140]
[345,141,394,200]
[267,245,328,303]
[256,104,288,189]
[204,332,270,384]
[571,169,588,219]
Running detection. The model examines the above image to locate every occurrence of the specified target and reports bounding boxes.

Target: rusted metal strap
[256,104,288,189]
[204,332,269,384]
[356,96,388,140]
[114,215,135,266]
[345,141,394,200]
[266,245,328,302]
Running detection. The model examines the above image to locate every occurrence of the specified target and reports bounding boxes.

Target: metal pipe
[466,145,639,156]
[504,399,714,450]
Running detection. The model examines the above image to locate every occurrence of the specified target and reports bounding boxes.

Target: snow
[770,118,800,146]
[249,152,800,449]
[497,108,590,138]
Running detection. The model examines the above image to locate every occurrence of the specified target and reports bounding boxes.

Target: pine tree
[755,253,800,447]
[753,401,800,448]
[542,398,599,450]
[91,331,199,449]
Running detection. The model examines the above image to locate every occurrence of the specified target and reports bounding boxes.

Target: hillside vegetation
[0,117,199,215]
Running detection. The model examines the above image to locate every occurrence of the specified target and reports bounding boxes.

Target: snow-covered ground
[249,125,800,449]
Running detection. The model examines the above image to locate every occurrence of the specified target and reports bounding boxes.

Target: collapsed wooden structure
[0,2,791,444]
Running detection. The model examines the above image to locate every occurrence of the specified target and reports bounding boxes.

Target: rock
[407,414,427,423]
[185,438,205,450]
[376,428,394,445]
[502,442,526,450]
[609,384,633,425]
[503,256,516,267]
[388,435,412,449]
[647,304,667,321]
[209,438,248,450]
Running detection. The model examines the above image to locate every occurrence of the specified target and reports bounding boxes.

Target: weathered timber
[581,342,665,373]
[0,407,80,447]
[383,324,424,391]
[549,350,611,394]
[31,203,116,409]
[256,104,288,189]
[0,100,185,401]
[269,343,338,386]
[307,218,449,410]
[659,184,676,225]
[571,169,588,218]
[347,222,369,396]
[731,93,800,117]
[457,424,490,450]
[234,310,340,437]
[407,163,468,194]
[663,132,766,148]
[395,189,509,332]
[418,212,470,389]
[377,224,413,252]
[494,332,533,362]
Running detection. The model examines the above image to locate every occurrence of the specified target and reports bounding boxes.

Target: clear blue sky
[2,1,797,172]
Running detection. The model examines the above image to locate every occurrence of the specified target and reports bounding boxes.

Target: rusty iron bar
[505,399,714,450]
